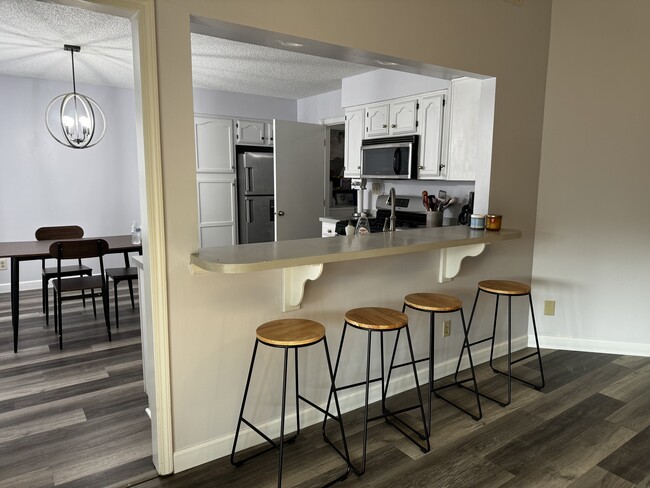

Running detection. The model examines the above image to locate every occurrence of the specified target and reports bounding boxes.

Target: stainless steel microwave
[360,135,419,179]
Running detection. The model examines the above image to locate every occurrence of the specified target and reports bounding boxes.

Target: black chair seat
[43,264,92,279]
[105,267,138,281]
[53,275,103,294]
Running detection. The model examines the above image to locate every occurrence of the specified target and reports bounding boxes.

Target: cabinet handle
[391,124,396,128]
[327,229,332,234]
[419,165,424,170]
[357,166,361,169]
[382,124,387,128]
[439,164,446,170]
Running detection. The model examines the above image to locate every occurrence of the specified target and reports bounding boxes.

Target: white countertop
[190,226,521,274]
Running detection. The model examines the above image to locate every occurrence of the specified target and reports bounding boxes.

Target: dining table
[0,235,142,353]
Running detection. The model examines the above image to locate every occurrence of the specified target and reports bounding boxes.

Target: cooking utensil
[428,195,437,211]
[438,190,447,202]
[422,191,430,211]
[442,197,457,210]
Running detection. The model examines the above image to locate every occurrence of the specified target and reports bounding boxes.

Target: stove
[335,194,429,235]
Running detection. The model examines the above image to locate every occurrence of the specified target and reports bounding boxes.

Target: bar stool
[324,307,429,476]
[231,318,350,488]
[386,293,482,430]
[456,280,545,407]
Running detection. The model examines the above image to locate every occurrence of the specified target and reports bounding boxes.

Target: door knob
[278,210,285,216]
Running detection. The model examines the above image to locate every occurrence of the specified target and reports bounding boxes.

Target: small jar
[470,214,485,230]
[485,214,502,231]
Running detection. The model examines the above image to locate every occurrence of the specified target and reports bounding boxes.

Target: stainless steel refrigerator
[237,152,275,244]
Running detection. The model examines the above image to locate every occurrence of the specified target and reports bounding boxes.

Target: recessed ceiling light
[277,40,304,48]
[376,60,400,66]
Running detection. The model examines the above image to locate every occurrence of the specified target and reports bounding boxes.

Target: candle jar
[470,214,485,230]
[485,214,502,231]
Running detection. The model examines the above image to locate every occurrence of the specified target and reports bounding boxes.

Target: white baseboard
[0,280,42,294]
[536,334,650,357]
[173,334,529,473]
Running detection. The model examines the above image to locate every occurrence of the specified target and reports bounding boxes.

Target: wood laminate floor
[0,288,156,488]
[137,345,650,487]
[3,289,649,487]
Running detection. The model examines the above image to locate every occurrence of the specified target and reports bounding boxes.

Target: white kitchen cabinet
[364,103,389,138]
[344,107,364,178]
[194,116,234,173]
[196,174,238,247]
[389,98,418,135]
[364,98,418,139]
[417,92,447,179]
[236,118,266,145]
[447,77,481,181]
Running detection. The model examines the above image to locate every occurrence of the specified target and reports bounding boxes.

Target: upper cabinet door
[236,119,266,145]
[195,116,234,173]
[389,98,418,135]
[417,93,446,179]
[344,108,364,178]
[365,103,389,138]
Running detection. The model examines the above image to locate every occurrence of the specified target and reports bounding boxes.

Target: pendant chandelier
[45,44,106,149]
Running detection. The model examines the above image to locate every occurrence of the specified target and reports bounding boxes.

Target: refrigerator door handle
[246,199,253,223]
[244,167,253,192]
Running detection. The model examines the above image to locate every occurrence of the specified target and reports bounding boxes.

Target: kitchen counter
[191,226,521,311]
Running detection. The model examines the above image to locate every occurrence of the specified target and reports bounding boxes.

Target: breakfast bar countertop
[190,226,521,274]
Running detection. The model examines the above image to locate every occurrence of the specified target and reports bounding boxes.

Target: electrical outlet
[442,320,451,337]
[371,182,381,192]
[544,300,555,316]
[0,259,7,271]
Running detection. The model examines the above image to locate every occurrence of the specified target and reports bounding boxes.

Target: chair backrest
[49,239,109,260]
[35,225,84,241]
[49,239,109,288]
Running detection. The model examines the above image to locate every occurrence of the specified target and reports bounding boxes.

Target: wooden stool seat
[478,280,531,296]
[404,293,462,312]
[344,307,408,331]
[256,318,325,347]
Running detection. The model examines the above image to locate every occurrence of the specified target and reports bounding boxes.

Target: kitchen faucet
[387,187,397,232]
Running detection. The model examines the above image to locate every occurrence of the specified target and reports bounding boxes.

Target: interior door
[274,120,326,241]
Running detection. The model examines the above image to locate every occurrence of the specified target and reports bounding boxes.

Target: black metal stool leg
[294,348,300,437]
[231,340,260,466]
[529,294,546,389]
[277,347,289,488]
[114,280,120,329]
[359,329,372,476]
[488,293,500,370]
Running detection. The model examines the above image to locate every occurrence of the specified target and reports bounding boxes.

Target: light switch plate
[0,259,7,271]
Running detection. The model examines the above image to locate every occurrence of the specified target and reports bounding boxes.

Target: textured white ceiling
[0,0,376,99]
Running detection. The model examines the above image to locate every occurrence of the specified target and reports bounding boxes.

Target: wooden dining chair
[36,225,93,326]
[50,239,111,350]
[105,251,139,328]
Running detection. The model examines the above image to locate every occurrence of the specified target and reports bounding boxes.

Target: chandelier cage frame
[45,44,106,149]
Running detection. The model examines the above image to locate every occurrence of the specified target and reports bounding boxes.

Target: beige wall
[532,0,650,355]
[153,0,552,469]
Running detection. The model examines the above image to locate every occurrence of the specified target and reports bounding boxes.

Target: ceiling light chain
[45,44,106,149]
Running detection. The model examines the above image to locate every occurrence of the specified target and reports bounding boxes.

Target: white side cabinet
[195,114,238,247]
[194,116,235,173]
[196,174,238,247]
[417,92,447,179]
[236,119,267,145]
[447,78,481,181]
[344,108,364,178]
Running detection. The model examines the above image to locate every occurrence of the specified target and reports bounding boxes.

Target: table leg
[10,257,19,353]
